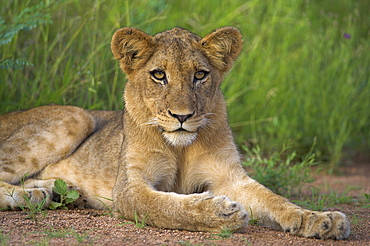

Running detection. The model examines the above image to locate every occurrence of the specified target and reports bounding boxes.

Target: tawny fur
[0,27,349,239]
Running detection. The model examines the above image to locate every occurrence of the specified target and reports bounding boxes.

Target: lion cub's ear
[111,27,154,74]
[200,27,243,73]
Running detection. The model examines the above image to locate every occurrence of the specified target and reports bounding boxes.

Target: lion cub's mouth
[171,127,195,133]
[175,128,187,132]
[158,126,195,133]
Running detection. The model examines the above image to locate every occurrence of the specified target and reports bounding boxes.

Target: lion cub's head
[111,27,243,146]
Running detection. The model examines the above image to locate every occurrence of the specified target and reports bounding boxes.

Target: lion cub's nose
[168,110,194,123]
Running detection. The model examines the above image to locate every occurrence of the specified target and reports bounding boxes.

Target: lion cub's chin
[163,131,197,146]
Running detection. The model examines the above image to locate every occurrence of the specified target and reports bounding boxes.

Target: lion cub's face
[111,27,243,146]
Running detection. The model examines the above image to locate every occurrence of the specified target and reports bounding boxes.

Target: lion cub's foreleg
[114,189,248,232]
[112,156,248,232]
[207,163,350,239]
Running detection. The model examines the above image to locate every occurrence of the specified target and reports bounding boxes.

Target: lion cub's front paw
[190,193,249,231]
[282,210,350,240]
[212,195,246,220]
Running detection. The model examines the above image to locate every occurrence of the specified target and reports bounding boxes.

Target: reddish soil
[1,162,369,246]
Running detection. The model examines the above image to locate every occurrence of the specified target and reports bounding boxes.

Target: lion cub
[0,27,349,239]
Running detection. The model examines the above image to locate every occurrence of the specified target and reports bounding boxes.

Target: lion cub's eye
[194,71,208,81]
[151,70,166,81]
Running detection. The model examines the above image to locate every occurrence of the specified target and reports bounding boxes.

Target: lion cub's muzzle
[159,110,206,146]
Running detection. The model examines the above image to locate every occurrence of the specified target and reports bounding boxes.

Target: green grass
[34,226,94,244]
[363,193,370,208]
[37,226,71,238]
[1,0,369,172]
[0,230,8,246]
[177,241,202,246]
[350,213,364,226]
[242,144,316,196]
[208,226,240,240]
[95,195,115,216]
[292,187,363,211]
[293,188,356,211]
[118,212,148,229]
[248,207,258,226]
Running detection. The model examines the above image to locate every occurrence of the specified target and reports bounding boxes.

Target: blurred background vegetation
[1,0,369,173]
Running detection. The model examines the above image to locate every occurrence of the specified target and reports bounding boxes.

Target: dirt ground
[1,161,369,246]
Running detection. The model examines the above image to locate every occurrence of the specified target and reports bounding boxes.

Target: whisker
[201,118,216,130]
[141,117,159,127]
[204,113,215,117]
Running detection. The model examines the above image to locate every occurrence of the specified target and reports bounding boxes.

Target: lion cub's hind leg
[24,178,87,209]
[0,178,87,210]
[0,181,53,210]
[0,105,96,184]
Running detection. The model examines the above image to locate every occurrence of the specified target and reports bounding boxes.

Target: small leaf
[49,201,62,210]
[65,198,74,204]
[66,190,79,199]
[65,191,79,204]
[52,179,67,195]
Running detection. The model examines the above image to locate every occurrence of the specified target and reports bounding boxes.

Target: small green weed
[208,226,238,240]
[0,230,9,246]
[95,195,115,216]
[362,193,370,208]
[350,213,364,226]
[5,188,47,225]
[3,175,48,226]
[38,226,71,238]
[177,241,203,246]
[49,179,79,210]
[119,212,148,229]
[215,227,235,239]
[36,226,94,244]
[21,192,48,225]
[242,144,316,196]
[248,207,258,226]
[28,239,50,246]
[70,228,93,243]
[242,238,253,246]
[131,212,148,229]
